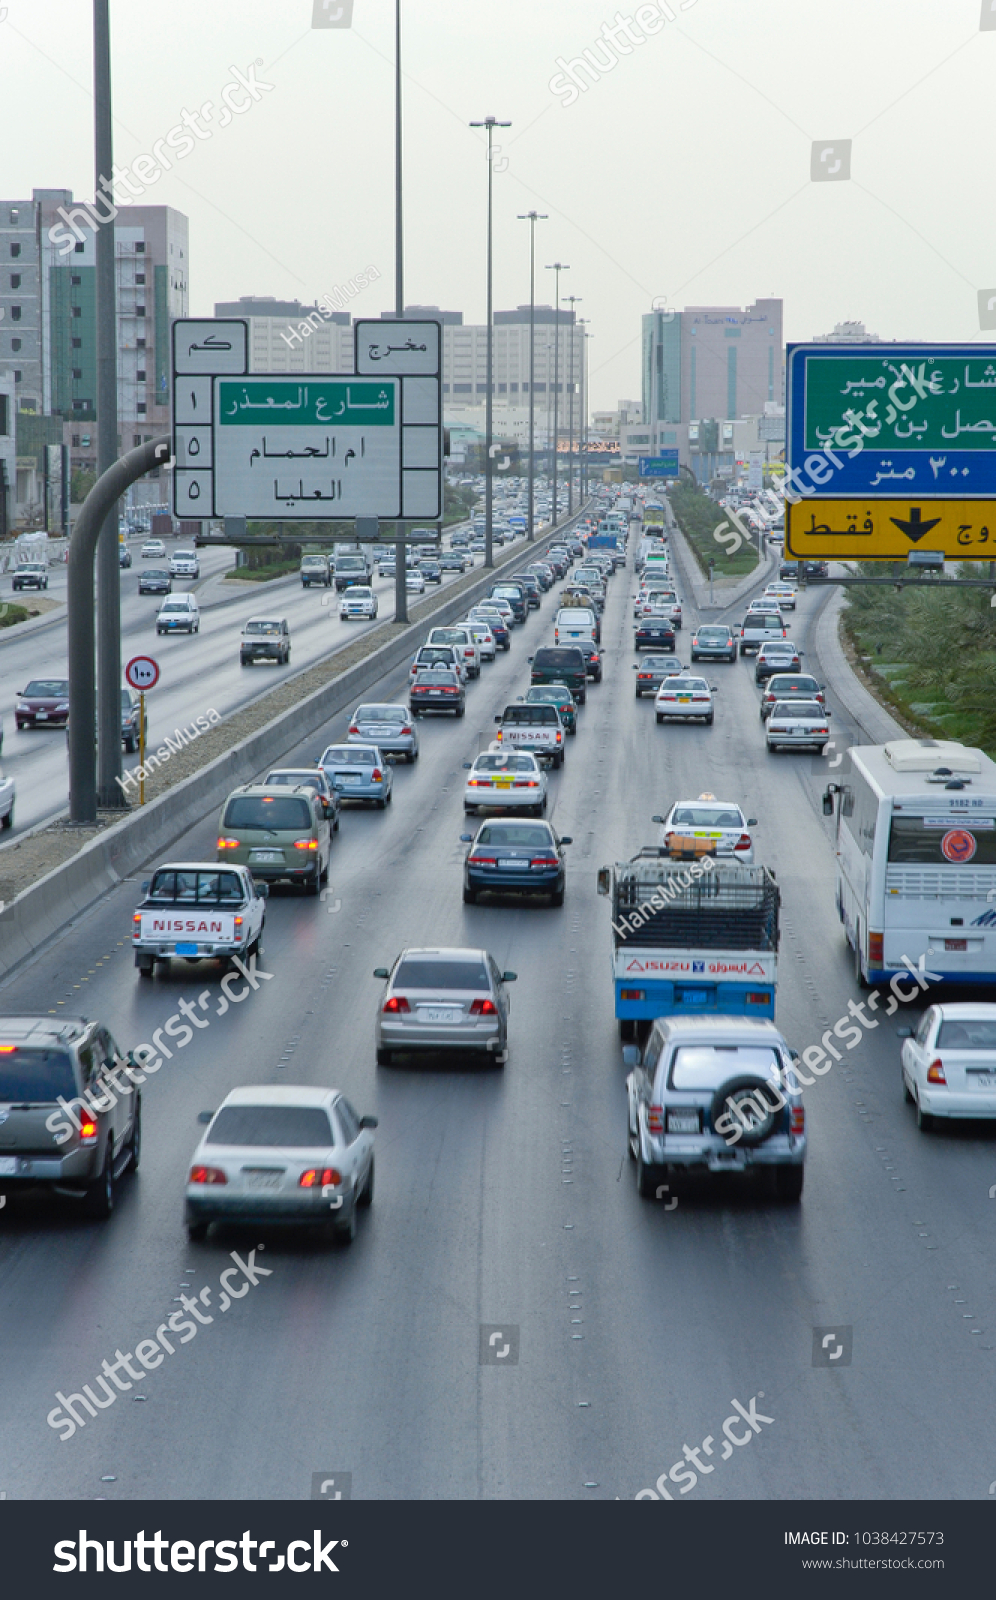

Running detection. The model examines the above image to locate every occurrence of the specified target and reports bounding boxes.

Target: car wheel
[853,932,869,989]
[620,1018,637,1043]
[376,797,387,810]
[136,957,153,978]
[124,734,136,753]
[656,713,663,724]
[125,1100,141,1173]
[636,1150,662,1199]
[334,1202,358,1245]
[0,806,12,832]
[903,1072,915,1105]
[551,885,565,907]
[84,1149,115,1218]
[456,705,465,718]
[772,1164,804,1202]
[186,1221,209,1242]
[704,714,714,725]
[376,1048,393,1067]
[359,1156,374,1208]
[916,1096,934,1132]
[406,750,416,764]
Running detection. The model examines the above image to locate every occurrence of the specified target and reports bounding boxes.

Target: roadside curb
[813,586,905,746]
[0,508,587,983]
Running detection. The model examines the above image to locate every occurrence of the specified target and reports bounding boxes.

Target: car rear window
[206,1105,334,1148]
[322,745,376,765]
[936,1019,996,1049]
[264,773,323,792]
[766,676,819,694]
[669,805,744,829]
[665,679,708,692]
[355,705,405,721]
[476,824,553,847]
[0,1047,77,1102]
[669,1045,782,1090]
[149,870,244,903]
[696,628,730,642]
[415,671,459,686]
[223,796,312,830]
[244,621,283,636]
[475,754,536,772]
[745,614,782,628]
[534,648,584,670]
[394,958,491,991]
[23,680,68,697]
[503,705,558,725]
[770,701,824,718]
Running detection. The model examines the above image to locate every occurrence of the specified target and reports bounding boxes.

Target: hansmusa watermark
[280,269,381,350]
[115,709,221,798]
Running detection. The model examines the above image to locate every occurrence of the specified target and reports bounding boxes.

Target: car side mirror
[494,715,502,724]
[141,879,150,893]
[373,967,390,979]
[559,836,573,845]
[746,818,758,827]
[622,1045,641,1068]
[527,656,534,663]
[460,833,473,843]
[822,791,835,817]
[501,971,518,983]
[462,762,472,770]
[651,814,665,825]
[197,1110,214,1124]
[359,1114,379,1129]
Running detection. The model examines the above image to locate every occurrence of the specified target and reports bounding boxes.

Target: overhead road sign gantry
[639,451,679,478]
[786,498,996,561]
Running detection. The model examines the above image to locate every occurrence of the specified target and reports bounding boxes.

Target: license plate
[945,939,968,951]
[175,942,198,956]
[340,775,362,784]
[418,1007,462,1024]
[968,1072,996,1088]
[494,779,514,788]
[498,859,523,869]
[681,989,709,1005]
[678,696,691,704]
[242,1169,283,1190]
[250,850,282,863]
[0,1156,18,1176]
[36,711,48,720]
[667,1112,699,1134]
[428,691,445,698]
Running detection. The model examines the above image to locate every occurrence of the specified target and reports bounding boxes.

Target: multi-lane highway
[0,534,493,836]
[1,516,994,1504]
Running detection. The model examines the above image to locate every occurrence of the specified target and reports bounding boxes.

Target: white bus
[824,740,996,988]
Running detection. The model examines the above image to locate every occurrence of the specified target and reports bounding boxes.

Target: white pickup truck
[494,703,566,768]
[133,862,267,978]
[738,608,787,657]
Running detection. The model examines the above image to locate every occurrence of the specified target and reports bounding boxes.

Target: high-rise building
[215,295,353,375]
[642,299,783,430]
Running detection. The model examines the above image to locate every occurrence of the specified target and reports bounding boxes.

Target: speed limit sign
[125,655,160,691]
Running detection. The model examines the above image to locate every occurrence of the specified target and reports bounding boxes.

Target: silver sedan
[347,703,419,763]
[374,946,517,1066]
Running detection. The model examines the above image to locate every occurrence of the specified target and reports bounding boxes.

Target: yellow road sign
[785,499,996,560]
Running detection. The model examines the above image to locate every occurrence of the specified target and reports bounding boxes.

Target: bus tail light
[868,931,884,966]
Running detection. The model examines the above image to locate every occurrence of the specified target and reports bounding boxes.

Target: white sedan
[765,699,830,753]
[340,585,378,621]
[460,620,496,662]
[900,1005,996,1130]
[462,750,548,816]
[764,582,796,611]
[654,676,715,725]
[405,570,426,594]
[0,767,14,831]
[141,538,167,559]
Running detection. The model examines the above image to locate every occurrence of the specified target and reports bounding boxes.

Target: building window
[72,337,81,348]
[9,243,20,258]
[14,369,21,381]
[135,273,145,284]
[476,383,489,393]
[10,273,20,289]
[72,367,82,379]
[136,402,147,414]
[136,305,146,317]
[497,383,507,393]
[75,242,84,253]
[727,346,737,420]
[453,383,472,393]
[11,338,20,351]
[136,242,145,253]
[724,327,741,338]
[136,369,146,381]
[71,274,81,286]
[136,337,146,348]
[442,384,450,393]
[9,209,17,222]
[10,306,20,321]
[72,305,81,318]
[72,434,80,447]
[133,433,141,447]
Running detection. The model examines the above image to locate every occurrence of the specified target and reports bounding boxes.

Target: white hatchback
[900,1005,996,1129]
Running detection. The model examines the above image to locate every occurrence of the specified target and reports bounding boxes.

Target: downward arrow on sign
[888,506,942,543]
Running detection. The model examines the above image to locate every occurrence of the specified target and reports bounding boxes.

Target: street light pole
[517,210,546,544]
[577,318,590,502]
[545,262,568,528]
[563,295,581,515]
[94,0,123,807]
[471,115,510,570]
[393,0,408,624]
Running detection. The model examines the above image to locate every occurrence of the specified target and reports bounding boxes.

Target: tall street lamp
[517,210,546,543]
[393,0,407,622]
[470,114,511,569]
[563,295,582,515]
[94,0,123,806]
[545,262,568,527]
[577,319,591,500]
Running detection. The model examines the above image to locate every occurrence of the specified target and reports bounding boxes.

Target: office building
[215,295,353,375]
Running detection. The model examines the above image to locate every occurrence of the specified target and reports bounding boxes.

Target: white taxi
[462,749,548,816]
[654,675,715,725]
[764,581,796,611]
[652,794,757,863]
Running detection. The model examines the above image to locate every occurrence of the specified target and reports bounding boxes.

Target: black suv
[512,573,542,609]
[802,560,828,579]
[0,1016,141,1218]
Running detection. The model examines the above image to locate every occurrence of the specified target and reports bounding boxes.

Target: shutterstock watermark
[48,63,274,257]
[634,1393,774,1498]
[550,4,700,107]
[115,709,221,799]
[46,1249,273,1442]
[280,267,381,350]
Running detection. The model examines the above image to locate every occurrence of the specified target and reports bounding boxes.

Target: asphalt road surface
[1,523,994,1503]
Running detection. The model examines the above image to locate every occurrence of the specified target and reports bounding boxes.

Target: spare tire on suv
[710,1075,783,1147]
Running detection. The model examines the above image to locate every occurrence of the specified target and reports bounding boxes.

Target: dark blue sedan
[460,819,571,907]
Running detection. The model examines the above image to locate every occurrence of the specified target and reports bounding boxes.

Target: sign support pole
[139,691,145,807]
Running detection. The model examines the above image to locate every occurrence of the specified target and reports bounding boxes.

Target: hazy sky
[4,0,994,411]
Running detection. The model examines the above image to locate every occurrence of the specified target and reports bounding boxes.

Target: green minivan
[528,646,587,706]
[217,784,331,895]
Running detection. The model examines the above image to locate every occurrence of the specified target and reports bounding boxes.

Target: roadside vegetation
[668,484,760,579]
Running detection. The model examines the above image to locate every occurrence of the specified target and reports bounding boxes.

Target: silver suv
[625,1016,806,1202]
[0,1016,141,1217]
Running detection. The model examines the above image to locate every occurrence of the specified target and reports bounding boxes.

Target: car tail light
[556,731,563,743]
[638,673,652,680]
[927,1059,947,1084]
[515,780,540,788]
[868,931,884,965]
[746,991,768,1005]
[300,1167,341,1188]
[383,996,410,1013]
[371,768,383,782]
[217,837,240,849]
[735,835,752,850]
[468,853,497,864]
[530,855,557,867]
[790,1107,806,1135]
[470,998,497,1015]
[348,723,360,734]
[647,1105,664,1134]
[80,1114,99,1145]
[294,838,319,850]
[189,1166,227,1184]
[234,916,243,930]
[133,914,141,935]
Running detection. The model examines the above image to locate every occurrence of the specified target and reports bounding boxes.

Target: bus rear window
[887,816,996,865]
